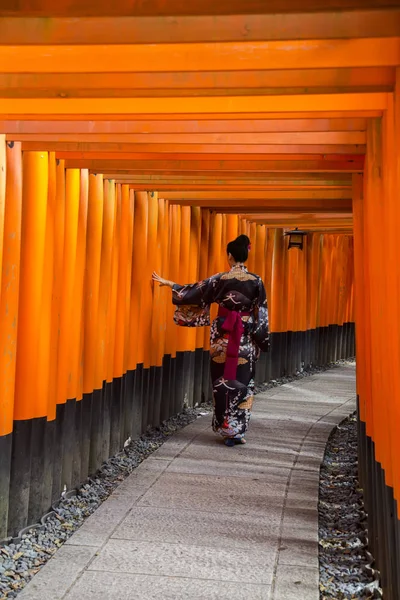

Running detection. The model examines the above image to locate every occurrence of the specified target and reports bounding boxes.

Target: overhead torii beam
[20,144,366,156]
[0,118,369,134]
[0,68,394,98]
[0,93,388,116]
[64,158,364,172]
[166,201,352,212]
[0,111,383,121]
[1,0,398,17]
[160,190,352,200]
[0,10,399,44]
[2,39,399,73]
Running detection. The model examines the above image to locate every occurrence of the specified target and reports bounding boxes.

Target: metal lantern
[284,228,307,250]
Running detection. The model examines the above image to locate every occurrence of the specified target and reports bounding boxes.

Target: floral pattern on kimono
[172,264,270,439]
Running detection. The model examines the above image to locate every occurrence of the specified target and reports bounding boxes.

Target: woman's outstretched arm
[153,271,220,306]
[152,271,176,288]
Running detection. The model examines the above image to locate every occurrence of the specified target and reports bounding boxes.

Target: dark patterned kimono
[172,264,270,440]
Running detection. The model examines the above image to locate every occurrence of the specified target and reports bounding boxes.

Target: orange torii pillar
[0,141,21,539]
[10,151,48,534]
[128,190,148,439]
[353,106,400,599]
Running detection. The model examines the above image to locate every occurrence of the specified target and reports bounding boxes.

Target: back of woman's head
[227,234,250,263]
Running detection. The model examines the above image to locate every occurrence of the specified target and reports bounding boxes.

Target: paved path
[20,364,356,600]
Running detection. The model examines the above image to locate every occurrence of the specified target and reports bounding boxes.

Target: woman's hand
[152,272,174,288]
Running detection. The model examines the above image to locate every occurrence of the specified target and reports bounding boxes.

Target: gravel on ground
[319,413,382,599]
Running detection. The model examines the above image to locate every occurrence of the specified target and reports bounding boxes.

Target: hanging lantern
[284,228,307,250]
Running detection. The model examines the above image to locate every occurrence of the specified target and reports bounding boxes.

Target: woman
[152,234,270,446]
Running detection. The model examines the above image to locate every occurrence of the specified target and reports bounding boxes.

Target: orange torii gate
[0,1,399,597]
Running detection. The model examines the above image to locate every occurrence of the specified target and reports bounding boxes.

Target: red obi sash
[218,306,251,380]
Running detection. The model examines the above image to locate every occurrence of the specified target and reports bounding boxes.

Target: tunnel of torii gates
[0,0,400,596]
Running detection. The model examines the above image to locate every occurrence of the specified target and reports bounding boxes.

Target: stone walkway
[19,365,356,600]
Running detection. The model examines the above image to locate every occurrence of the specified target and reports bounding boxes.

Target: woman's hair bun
[226,234,251,263]
[235,234,250,248]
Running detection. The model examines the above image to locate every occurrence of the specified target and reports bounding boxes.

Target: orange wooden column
[90,178,114,468]
[296,233,307,334]
[352,173,368,426]
[57,169,80,404]
[220,214,227,271]
[76,170,89,403]
[114,182,136,444]
[382,97,400,507]
[81,173,104,478]
[165,203,181,360]
[11,151,48,532]
[0,142,21,439]
[306,233,320,334]
[44,154,57,426]
[142,192,158,371]
[37,152,56,418]
[270,229,284,333]
[114,185,134,377]
[255,224,266,283]
[0,136,5,293]
[247,222,257,272]
[68,169,89,404]
[286,233,298,334]
[83,175,103,394]
[264,228,274,318]
[389,75,400,509]
[56,167,81,488]
[156,197,168,380]
[47,159,66,420]
[177,205,191,354]
[96,179,116,387]
[226,214,238,247]
[0,141,22,538]
[15,152,49,421]
[365,119,390,486]
[129,191,148,370]
[195,209,210,351]
[208,212,222,326]
[106,181,119,387]
[188,206,201,349]
[150,194,163,369]
[124,189,135,376]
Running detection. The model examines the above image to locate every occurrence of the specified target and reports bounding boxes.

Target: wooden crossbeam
[2,39,399,73]
[0,68,394,98]
[167,200,352,211]
[0,111,382,121]
[115,173,352,182]
[120,174,352,190]
[160,190,352,200]
[54,152,363,163]
[64,158,364,172]
[14,132,367,144]
[21,144,367,156]
[207,206,352,214]
[0,94,387,115]
[0,10,399,44]
[124,184,352,191]
[1,1,398,18]
[243,212,352,221]
[237,216,353,227]
[109,173,352,183]
[0,118,368,134]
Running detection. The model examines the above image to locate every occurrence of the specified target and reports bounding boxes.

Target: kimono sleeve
[252,279,270,352]
[171,275,219,328]
[172,274,219,307]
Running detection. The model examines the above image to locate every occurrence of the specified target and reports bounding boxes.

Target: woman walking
[152,234,270,446]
